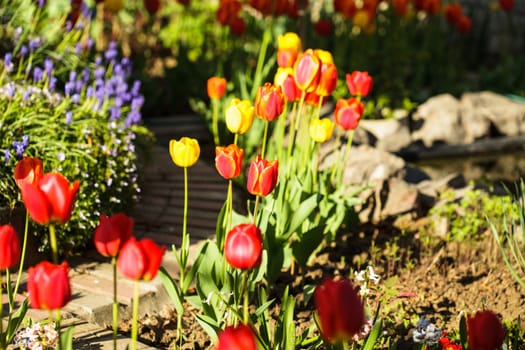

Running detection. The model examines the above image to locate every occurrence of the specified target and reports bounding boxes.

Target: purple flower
[82,69,90,83]
[104,41,118,62]
[69,71,77,82]
[110,106,121,120]
[65,111,73,125]
[125,110,141,126]
[49,77,57,90]
[33,67,43,82]
[29,38,42,52]
[12,141,25,159]
[22,135,29,147]
[86,38,94,51]
[20,45,28,57]
[94,67,105,80]
[95,56,102,65]
[72,93,80,104]
[4,150,10,164]
[131,80,141,96]
[3,53,13,72]
[38,0,45,7]
[44,58,53,77]
[65,81,74,96]
[86,86,94,98]
[75,42,82,55]
[131,95,144,110]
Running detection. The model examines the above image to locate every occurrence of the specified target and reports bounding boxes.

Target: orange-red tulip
[316,62,338,97]
[0,225,20,269]
[467,310,505,350]
[456,15,472,33]
[207,77,227,99]
[274,67,301,102]
[314,277,365,343]
[28,261,71,310]
[346,71,373,97]
[293,49,321,92]
[217,324,259,350]
[14,157,43,190]
[444,3,463,24]
[224,223,263,270]
[93,213,134,258]
[246,156,278,196]
[254,83,285,122]
[215,144,244,179]
[333,0,357,18]
[314,19,334,37]
[21,172,80,225]
[334,97,364,131]
[144,0,160,14]
[117,237,166,281]
[499,0,514,11]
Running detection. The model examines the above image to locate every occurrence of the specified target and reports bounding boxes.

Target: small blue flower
[65,111,73,125]
[33,67,43,82]
[3,53,13,72]
[44,58,53,77]
[20,45,28,57]
[22,135,29,147]
[104,41,118,62]
[4,149,10,164]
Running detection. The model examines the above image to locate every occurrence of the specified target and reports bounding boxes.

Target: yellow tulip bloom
[169,137,200,167]
[309,118,335,143]
[225,98,255,135]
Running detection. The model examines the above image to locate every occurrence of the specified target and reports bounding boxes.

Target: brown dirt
[118,215,525,349]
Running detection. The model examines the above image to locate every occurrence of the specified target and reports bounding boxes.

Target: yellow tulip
[315,49,334,65]
[309,118,334,143]
[104,0,125,13]
[169,137,200,167]
[277,32,302,52]
[225,98,255,135]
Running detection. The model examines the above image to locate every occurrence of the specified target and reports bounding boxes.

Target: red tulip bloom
[143,0,160,14]
[0,225,20,269]
[254,83,285,122]
[229,16,246,36]
[334,0,357,18]
[392,0,409,16]
[93,213,134,258]
[334,97,364,130]
[346,71,373,97]
[21,172,80,225]
[28,261,71,310]
[444,3,463,24]
[14,157,43,190]
[224,223,263,270]
[314,19,334,37]
[499,0,514,11]
[316,62,338,97]
[294,49,321,92]
[217,0,242,25]
[217,324,259,350]
[215,144,244,179]
[467,310,505,350]
[274,68,301,102]
[117,237,166,281]
[246,156,278,196]
[207,77,227,100]
[314,277,365,343]
[456,15,472,33]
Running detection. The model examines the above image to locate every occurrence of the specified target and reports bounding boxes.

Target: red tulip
[499,0,514,11]
[93,213,134,258]
[143,0,160,14]
[456,15,472,33]
[215,144,244,179]
[345,71,373,97]
[117,237,166,281]
[28,261,71,310]
[334,97,364,130]
[444,3,463,24]
[207,77,227,100]
[314,277,365,343]
[14,157,43,190]
[254,83,285,122]
[467,310,505,350]
[274,68,301,102]
[217,0,242,26]
[224,223,263,270]
[314,19,333,37]
[293,49,321,92]
[391,0,409,16]
[21,172,80,225]
[246,156,278,196]
[316,62,338,97]
[229,16,246,36]
[333,0,357,18]
[217,324,259,350]
[0,225,20,269]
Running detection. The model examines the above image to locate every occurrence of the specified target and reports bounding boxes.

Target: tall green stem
[55,309,62,350]
[131,280,139,350]
[330,132,342,184]
[241,270,249,325]
[338,130,355,187]
[250,25,272,99]
[211,99,220,146]
[252,195,260,225]
[13,211,29,298]
[261,120,269,160]
[49,224,58,264]
[0,270,4,349]
[112,256,118,350]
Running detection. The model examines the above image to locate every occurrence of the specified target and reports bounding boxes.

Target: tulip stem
[0,271,4,347]
[131,280,139,350]
[251,24,272,99]
[112,256,118,350]
[252,195,260,225]
[55,309,62,350]
[261,120,269,159]
[227,180,233,233]
[212,99,220,146]
[330,132,342,185]
[242,270,249,325]
[49,224,58,264]
[13,210,30,299]
[287,91,306,177]
[338,130,355,188]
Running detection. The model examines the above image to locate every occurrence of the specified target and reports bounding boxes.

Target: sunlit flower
[225,98,255,134]
[467,310,505,350]
[309,118,334,143]
[169,137,200,168]
[293,49,321,92]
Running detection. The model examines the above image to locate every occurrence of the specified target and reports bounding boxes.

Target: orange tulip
[316,62,338,97]
[215,144,244,179]
[14,157,43,190]
[207,77,227,99]
[274,67,301,102]
[346,71,373,97]
[246,156,278,196]
[334,97,364,131]
[254,83,285,121]
[294,49,321,92]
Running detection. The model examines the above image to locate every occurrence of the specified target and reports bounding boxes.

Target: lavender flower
[33,67,43,82]
[104,41,118,62]
[4,150,10,165]
[20,45,28,57]
[29,38,42,52]
[65,111,73,125]
[44,58,53,77]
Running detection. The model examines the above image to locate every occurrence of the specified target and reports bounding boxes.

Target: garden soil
[118,217,525,349]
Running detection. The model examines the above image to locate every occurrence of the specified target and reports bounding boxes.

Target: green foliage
[429,185,518,242]
[0,0,153,255]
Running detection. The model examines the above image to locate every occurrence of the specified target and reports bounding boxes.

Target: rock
[356,115,412,152]
[459,92,492,143]
[411,94,465,147]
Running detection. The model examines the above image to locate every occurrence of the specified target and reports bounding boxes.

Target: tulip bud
[215,144,244,179]
[334,97,364,131]
[93,213,134,257]
[0,225,20,269]
[246,156,278,197]
[314,277,365,343]
[309,118,334,143]
[217,324,259,350]
[14,157,43,190]
[169,137,200,168]
[254,83,285,122]
[225,98,255,135]
[21,172,80,225]
[293,49,321,92]
[467,310,505,350]
[277,32,302,68]
[117,237,166,281]
[274,68,301,102]
[224,223,263,270]
[143,0,160,14]
[346,71,373,98]
[207,77,227,100]
[28,261,71,310]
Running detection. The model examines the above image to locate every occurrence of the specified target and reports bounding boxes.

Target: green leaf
[362,318,383,350]
[291,226,325,267]
[459,313,468,350]
[58,326,75,350]
[158,267,184,316]
[5,298,29,344]
[195,313,220,343]
[286,193,319,238]
[182,241,209,292]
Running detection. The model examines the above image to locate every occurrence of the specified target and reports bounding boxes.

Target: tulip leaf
[58,326,74,350]
[182,240,209,292]
[5,298,28,345]
[158,266,184,316]
[291,226,325,268]
[459,313,468,350]
[195,313,220,344]
[362,318,382,350]
[215,200,228,251]
[287,193,320,238]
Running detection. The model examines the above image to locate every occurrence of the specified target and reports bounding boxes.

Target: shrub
[0,0,153,256]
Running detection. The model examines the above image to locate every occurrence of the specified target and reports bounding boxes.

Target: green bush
[0,0,153,256]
